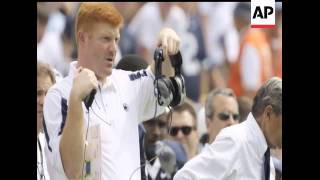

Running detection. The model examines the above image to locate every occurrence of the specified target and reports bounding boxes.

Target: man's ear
[264,105,273,120]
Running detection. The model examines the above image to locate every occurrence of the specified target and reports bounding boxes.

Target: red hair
[75,2,123,41]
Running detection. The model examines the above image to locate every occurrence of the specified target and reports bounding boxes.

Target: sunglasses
[170,126,194,136]
[218,112,240,121]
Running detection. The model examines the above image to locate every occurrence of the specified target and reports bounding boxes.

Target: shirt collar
[246,112,268,157]
[68,61,115,90]
[68,61,77,77]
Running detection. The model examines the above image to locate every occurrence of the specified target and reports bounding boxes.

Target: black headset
[154,48,186,107]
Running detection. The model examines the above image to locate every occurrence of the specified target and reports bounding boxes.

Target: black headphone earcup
[169,76,186,107]
[155,78,174,106]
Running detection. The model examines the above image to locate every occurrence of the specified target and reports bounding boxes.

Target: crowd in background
[37,2,282,180]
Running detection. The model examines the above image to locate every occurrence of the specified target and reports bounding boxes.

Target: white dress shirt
[174,113,275,180]
[43,61,165,180]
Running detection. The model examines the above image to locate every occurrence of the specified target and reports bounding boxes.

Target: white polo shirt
[43,61,165,180]
[174,113,275,180]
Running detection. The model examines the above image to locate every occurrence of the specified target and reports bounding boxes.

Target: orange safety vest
[229,28,273,97]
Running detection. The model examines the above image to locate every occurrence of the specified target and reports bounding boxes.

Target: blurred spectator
[37,62,56,180]
[63,2,81,17]
[58,15,74,76]
[37,2,67,78]
[128,2,188,64]
[37,3,49,44]
[176,3,207,102]
[198,2,239,93]
[168,102,199,160]
[232,2,251,37]
[162,111,189,170]
[143,113,188,180]
[237,96,253,123]
[199,88,239,148]
[273,3,282,78]
[116,54,148,72]
[229,2,274,98]
[161,111,189,172]
[45,2,68,34]
[113,2,144,55]
[177,3,207,63]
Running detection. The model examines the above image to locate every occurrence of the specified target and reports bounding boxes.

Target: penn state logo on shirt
[123,103,129,112]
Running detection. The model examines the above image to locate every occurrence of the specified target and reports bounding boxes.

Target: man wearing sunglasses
[204,88,240,145]
[143,112,188,180]
[174,77,282,180]
[168,102,199,160]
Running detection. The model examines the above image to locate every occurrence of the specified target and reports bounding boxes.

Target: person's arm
[149,27,180,77]
[59,89,85,178]
[135,28,179,121]
[43,89,69,180]
[173,133,240,180]
[198,2,210,58]
[59,67,98,179]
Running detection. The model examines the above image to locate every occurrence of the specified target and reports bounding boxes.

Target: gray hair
[205,88,236,119]
[252,77,282,117]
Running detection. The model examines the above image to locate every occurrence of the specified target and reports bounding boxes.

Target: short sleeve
[133,67,166,122]
[43,88,69,180]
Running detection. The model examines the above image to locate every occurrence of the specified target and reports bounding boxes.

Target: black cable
[129,106,173,180]
[129,96,174,179]
[90,105,111,126]
[81,84,111,179]
[37,138,46,180]
[129,81,160,179]
[91,86,111,126]
[94,96,101,110]
[153,78,159,118]
[130,59,175,179]
[129,152,159,180]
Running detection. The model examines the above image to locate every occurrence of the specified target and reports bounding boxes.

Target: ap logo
[251,0,275,28]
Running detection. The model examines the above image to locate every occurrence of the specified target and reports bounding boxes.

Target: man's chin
[97,70,112,80]
[104,68,113,75]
